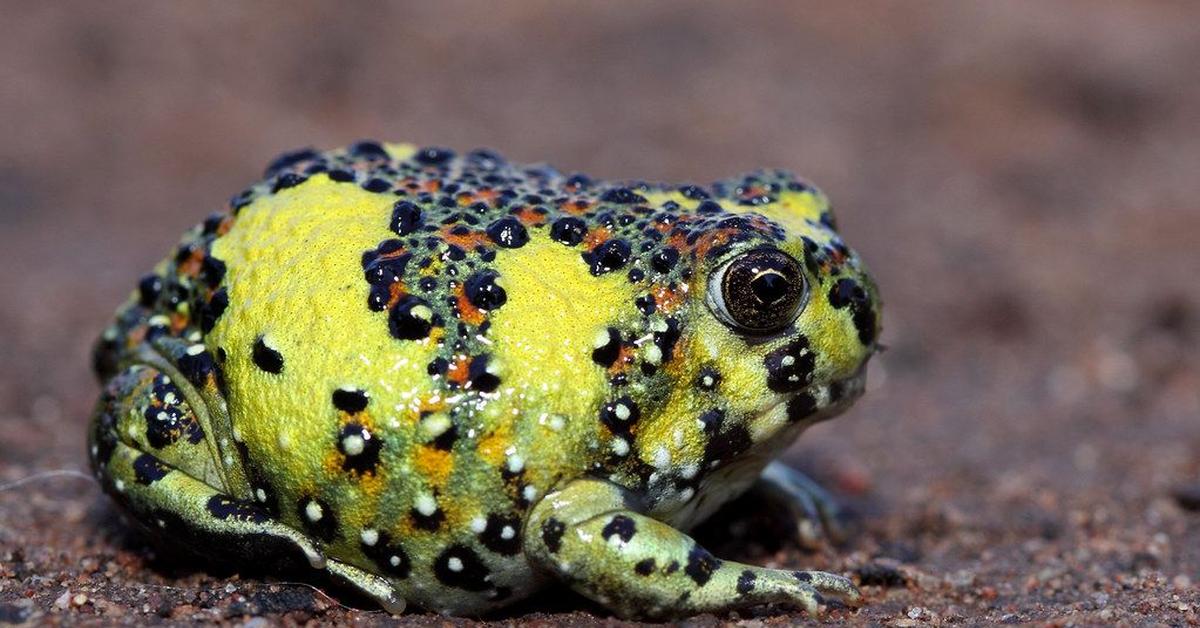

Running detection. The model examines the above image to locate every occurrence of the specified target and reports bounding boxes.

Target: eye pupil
[713,248,807,334]
[750,271,789,305]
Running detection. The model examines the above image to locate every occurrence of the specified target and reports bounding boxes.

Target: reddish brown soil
[2,2,1198,625]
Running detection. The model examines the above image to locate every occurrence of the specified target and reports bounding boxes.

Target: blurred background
[1,1,1197,624]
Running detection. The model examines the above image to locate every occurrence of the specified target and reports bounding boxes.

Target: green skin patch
[89,142,880,618]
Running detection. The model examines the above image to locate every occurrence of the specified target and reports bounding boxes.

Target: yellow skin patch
[89,143,881,618]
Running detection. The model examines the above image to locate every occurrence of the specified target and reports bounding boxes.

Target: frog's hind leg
[88,365,406,614]
[524,478,860,620]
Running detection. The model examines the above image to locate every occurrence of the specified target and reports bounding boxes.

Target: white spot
[186,344,206,356]
[470,517,487,533]
[611,438,630,457]
[162,392,177,405]
[114,479,126,492]
[701,375,715,388]
[447,557,464,572]
[156,518,165,528]
[523,485,538,502]
[680,487,695,501]
[222,454,234,468]
[501,525,516,540]
[410,304,433,321]
[389,555,402,567]
[592,328,611,349]
[232,427,243,443]
[361,528,379,546]
[255,488,267,502]
[506,454,525,473]
[342,433,365,456]
[548,415,565,431]
[304,500,324,522]
[277,432,292,451]
[680,463,699,479]
[650,318,668,333]
[614,403,631,422]
[673,428,684,447]
[415,493,437,516]
[303,546,325,569]
[781,355,795,367]
[653,447,671,469]
[148,315,170,327]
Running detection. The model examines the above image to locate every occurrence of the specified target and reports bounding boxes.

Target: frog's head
[655,175,881,475]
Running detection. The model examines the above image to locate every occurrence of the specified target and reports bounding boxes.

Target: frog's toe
[757,461,852,549]
[794,570,862,608]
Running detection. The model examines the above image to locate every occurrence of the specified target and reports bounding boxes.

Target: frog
[88,141,882,619]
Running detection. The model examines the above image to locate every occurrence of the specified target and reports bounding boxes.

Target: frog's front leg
[753,461,851,549]
[524,478,860,619]
[89,364,405,614]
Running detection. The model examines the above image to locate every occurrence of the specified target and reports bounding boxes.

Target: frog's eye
[707,248,807,334]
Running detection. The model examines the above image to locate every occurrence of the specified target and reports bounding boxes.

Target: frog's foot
[89,364,406,615]
[524,478,861,620]
[755,461,852,550]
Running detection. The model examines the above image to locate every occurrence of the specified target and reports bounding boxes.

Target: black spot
[697,408,725,435]
[200,288,229,334]
[137,274,163,308]
[391,201,424,236]
[362,178,391,193]
[337,423,383,475]
[361,531,411,578]
[794,571,813,582]
[479,513,522,556]
[271,173,307,193]
[679,185,710,200]
[634,558,657,576]
[550,216,587,246]
[416,146,455,165]
[695,366,722,391]
[132,453,170,485]
[599,396,640,438]
[764,336,816,393]
[787,392,819,422]
[666,560,680,574]
[464,271,507,311]
[144,403,204,449]
[199,256,226,289]
[684,546,721,586]
[388,296,434,340]
[327,169,354,182]
[697,200,724,214]
[704,424,753,467]
[430,424,459,450]
[650,247,679,274]
[829,278,877,346]
[600,187,647,204]
[584,239,631,275]
[737,570,757,595]
[251,336,284,374]
[635,295,656,316]
[411,505,446,531]
[207,495,268,524]
[601,514,637,543]
[177,349,219,389]
[264,147,318,178]
[350,140,390,160]
[541,518,566,553]
[331,388,369,414]
[591,327,621,367]
[298,497,338,542]
[433,545,491,591]
[653,317,681,364]
[467,354,501,393]
[627,267,645,283]
[486,217,529,248]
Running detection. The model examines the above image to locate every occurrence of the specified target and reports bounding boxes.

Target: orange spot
[445,354,472,387]
[387,281,409,309]
[607,344,637,376]
[453,284,486,326]
[583,226,611,251]
[513,205,547,226]
[560,198,593,215]
[478,422,513,467]
[414,446,454,488]
[652,284,686,313]
[441,226,491,250]
[177,248,204,278]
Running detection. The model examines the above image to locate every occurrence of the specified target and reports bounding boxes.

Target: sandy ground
[1,2,1198,625]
